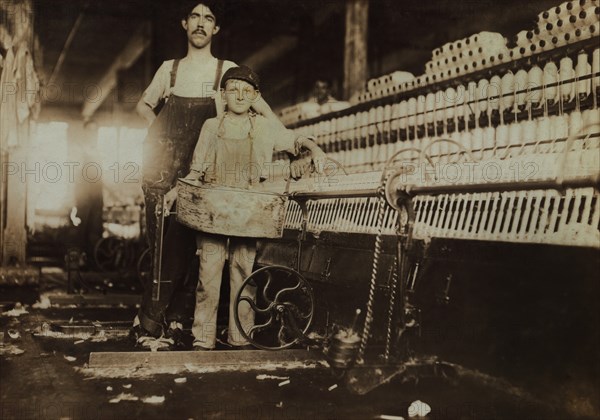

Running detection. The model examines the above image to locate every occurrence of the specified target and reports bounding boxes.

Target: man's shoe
[164,327,186,351]
[129,324,156,345]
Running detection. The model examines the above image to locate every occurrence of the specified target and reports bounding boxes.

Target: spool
[543,61,560,104]
[536,117,553,152]
[537,10,551,25]
[483,126,495,159]
[445,87,457,121]
[455,84,466,118]
[471,127,484,157]
[535,118,551,141]
[569,110,585,150]
[579,6,600,25]
[515,69,529,109]
[514,30,529,47]
[552,114,570,139]
[522,120,538,153]
[552,114,570,153]
[460,130,473,157]
[582,108,600,133]
[550,19,566,35]
[391,103,400,133]
[464,81,478,120]
[508,121,522,148]
[501,71,516,112]
[477,78,490,116]
[407,97,417,129]
[576,51,591,98]
[528,65,544,107]
[488,75,502,112]
[560,56,576,102]
[416,95,426,126]
[425,92,436,124]
[399,100,408,130]
[495,124,509,150]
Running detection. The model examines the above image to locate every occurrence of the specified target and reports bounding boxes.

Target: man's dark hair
[180,1,223,24]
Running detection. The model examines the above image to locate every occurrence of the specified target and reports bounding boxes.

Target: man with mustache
[132,1,287,349]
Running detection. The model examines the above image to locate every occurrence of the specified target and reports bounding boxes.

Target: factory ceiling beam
[343,0,368,101]
[81,22,150,120]
[243,35,297,71]
[241,3,340,72]
[48,5,87,85]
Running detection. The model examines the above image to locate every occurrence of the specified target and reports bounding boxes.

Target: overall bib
[139,59,223,335]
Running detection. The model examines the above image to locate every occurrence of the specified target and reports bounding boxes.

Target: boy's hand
[289,155,312,180]
[311,149,327,175]
[183,170,201,181]
[164,187,178,214]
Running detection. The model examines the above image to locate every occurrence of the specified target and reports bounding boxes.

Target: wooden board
[89,349,326,368]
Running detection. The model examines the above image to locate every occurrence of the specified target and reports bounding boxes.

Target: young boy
[172,65,326,350]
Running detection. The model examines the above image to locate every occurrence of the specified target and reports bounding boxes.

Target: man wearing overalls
[132,1,281,347]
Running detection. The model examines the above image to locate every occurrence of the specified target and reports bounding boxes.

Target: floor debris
[174,377,187,384]
[32,295,52,309]
[328,384,338,391]
[142,395,165,404]
[109,393,139,403]
[136,336,172,351]
[64,355,77,362]
[2,304,28,317]
[106,386,113,391]
[275,402,283,408]
[278,379,291,387]
[8,329,20,339]
[376,415,405,420]
[74,340,85,345]
[408,400,431,417]
[256,374,289,381]
[0,344,25,355]
[122,384,132,389]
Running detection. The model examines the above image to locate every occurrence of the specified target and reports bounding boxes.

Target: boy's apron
[139,59,223,335]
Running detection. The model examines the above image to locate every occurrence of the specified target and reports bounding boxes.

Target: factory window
[27,121,72,229]
[97,126,146,207]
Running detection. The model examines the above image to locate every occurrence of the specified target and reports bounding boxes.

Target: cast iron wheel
[233,265,315,350]
[93,237,134,272]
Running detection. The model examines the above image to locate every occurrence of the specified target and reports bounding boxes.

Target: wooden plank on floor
[89,349,325,368]
[47,293,140,306]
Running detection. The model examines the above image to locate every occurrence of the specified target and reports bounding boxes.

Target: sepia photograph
[0,0,599,418]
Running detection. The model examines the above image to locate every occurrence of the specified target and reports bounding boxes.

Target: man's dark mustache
[193,30,207,36]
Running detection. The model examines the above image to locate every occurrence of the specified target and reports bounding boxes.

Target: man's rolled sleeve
[141,61,170,109]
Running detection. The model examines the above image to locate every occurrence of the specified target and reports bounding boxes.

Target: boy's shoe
[192,341,213,351]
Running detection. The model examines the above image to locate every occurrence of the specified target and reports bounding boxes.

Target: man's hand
[164,187,178,214]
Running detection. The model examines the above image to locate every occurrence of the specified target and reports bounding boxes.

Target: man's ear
[181,19,188,31]
[213,25,220,35]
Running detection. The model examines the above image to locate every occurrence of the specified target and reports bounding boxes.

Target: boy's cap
[220,65,260,90]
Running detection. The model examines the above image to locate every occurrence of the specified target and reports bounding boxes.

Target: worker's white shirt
[142,58,237,108]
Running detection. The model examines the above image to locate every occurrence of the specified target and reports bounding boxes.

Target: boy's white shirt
[189,115,300,185]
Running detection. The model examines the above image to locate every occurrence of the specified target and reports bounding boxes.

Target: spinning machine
[234,1,600,397]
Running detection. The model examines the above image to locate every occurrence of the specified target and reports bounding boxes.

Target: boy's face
[222,79,260,115]
[182,3,220,49]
